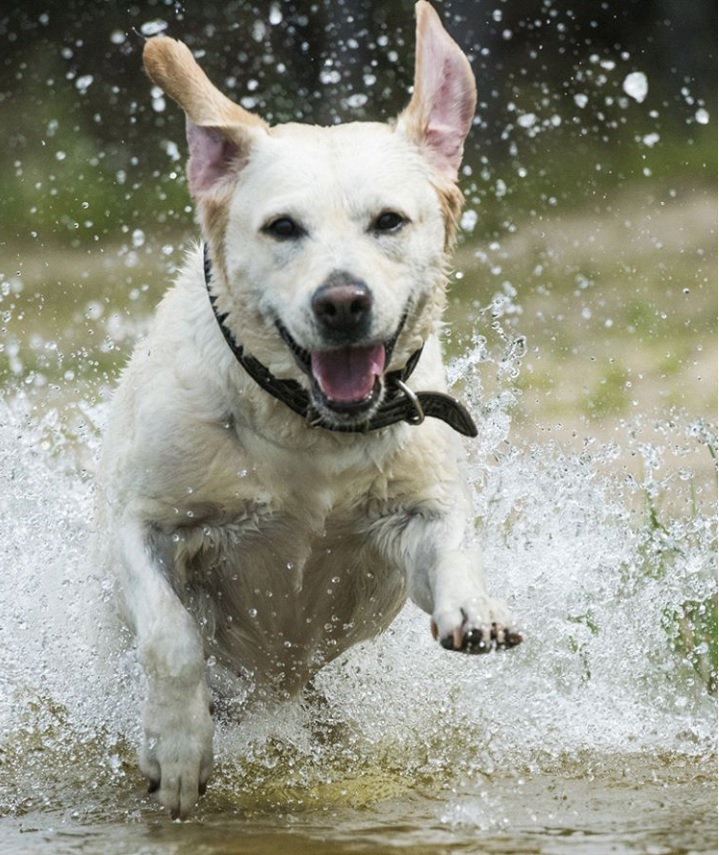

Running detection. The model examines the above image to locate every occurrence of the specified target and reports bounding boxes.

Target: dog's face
[144,1,476,428]
[222,122,449,416]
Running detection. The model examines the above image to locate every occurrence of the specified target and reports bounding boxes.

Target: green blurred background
[0,0,716,442]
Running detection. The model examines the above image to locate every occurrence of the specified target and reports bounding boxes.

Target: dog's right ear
[143,36,268,199]
[396,1,476,183]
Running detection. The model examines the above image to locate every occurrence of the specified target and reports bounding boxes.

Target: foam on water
[0,388,715,825]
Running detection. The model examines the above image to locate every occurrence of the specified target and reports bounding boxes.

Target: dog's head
[143,1,476,429]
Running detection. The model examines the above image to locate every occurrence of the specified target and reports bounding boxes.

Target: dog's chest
[167,497,407,691]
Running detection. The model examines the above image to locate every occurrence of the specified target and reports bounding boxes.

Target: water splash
[1,378,715,829]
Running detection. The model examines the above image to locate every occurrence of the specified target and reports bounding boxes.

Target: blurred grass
[449,185,717,429]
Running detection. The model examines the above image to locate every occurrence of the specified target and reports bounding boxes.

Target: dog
[97,0,522,819]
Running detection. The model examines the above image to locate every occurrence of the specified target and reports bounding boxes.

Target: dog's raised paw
[431,614,523,654]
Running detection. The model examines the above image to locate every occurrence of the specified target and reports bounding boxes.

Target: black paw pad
[463,628,492,654]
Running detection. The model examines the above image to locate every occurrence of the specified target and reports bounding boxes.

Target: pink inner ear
[424,53,475,174]
[424,124,465,177]
[399,5,477,181]
[186,120,239,198]
[421,49,476,179]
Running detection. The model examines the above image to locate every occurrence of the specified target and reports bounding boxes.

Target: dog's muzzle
[276,310,406,423]
[203,243,478,437]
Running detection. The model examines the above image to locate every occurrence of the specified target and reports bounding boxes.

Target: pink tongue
[310,343,386,403]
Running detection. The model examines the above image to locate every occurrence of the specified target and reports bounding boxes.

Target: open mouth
[310,344,385,411]
[277,321,404,417]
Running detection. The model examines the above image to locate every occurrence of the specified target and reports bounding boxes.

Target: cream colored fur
[98,1,520,819]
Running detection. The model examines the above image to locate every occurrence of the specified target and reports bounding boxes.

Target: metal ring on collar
[394,379,425,425]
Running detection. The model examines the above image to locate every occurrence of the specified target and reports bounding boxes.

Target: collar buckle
[393,379,425,425]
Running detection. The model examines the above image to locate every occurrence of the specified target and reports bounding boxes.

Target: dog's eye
[372,211,407,234]
[262,217,305,241]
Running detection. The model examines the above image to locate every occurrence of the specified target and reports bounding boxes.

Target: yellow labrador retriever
[98,0,521,818]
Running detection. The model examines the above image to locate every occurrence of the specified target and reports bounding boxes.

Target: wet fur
[98,1,520,819]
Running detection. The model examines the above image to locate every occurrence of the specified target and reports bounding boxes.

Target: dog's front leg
[387,508,522,654]
[423,544,522,653]
[116,515,214,818]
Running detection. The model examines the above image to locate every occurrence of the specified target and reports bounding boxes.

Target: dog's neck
[202,244,478,438]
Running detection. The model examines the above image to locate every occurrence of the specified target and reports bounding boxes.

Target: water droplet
[268,3,282,25]
[622,71,648,103]
[75,74,94,94]
[140,20,168,37]
[461,210,478,232]
[345,93,368,109]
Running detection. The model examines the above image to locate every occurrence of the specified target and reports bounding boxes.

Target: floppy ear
[396,1,477,181]
[143,36,269,199]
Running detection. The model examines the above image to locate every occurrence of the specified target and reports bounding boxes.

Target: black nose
[312,275,373,339]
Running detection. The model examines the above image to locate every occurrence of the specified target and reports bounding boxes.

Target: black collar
[203,244,477,437]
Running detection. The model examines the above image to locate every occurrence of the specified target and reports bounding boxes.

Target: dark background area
[0,0,715,248]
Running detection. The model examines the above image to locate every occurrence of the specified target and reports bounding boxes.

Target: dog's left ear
[143,36,269,200]
[396,1,477,181]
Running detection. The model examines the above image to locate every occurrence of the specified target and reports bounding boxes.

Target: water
[0,388,715,854]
